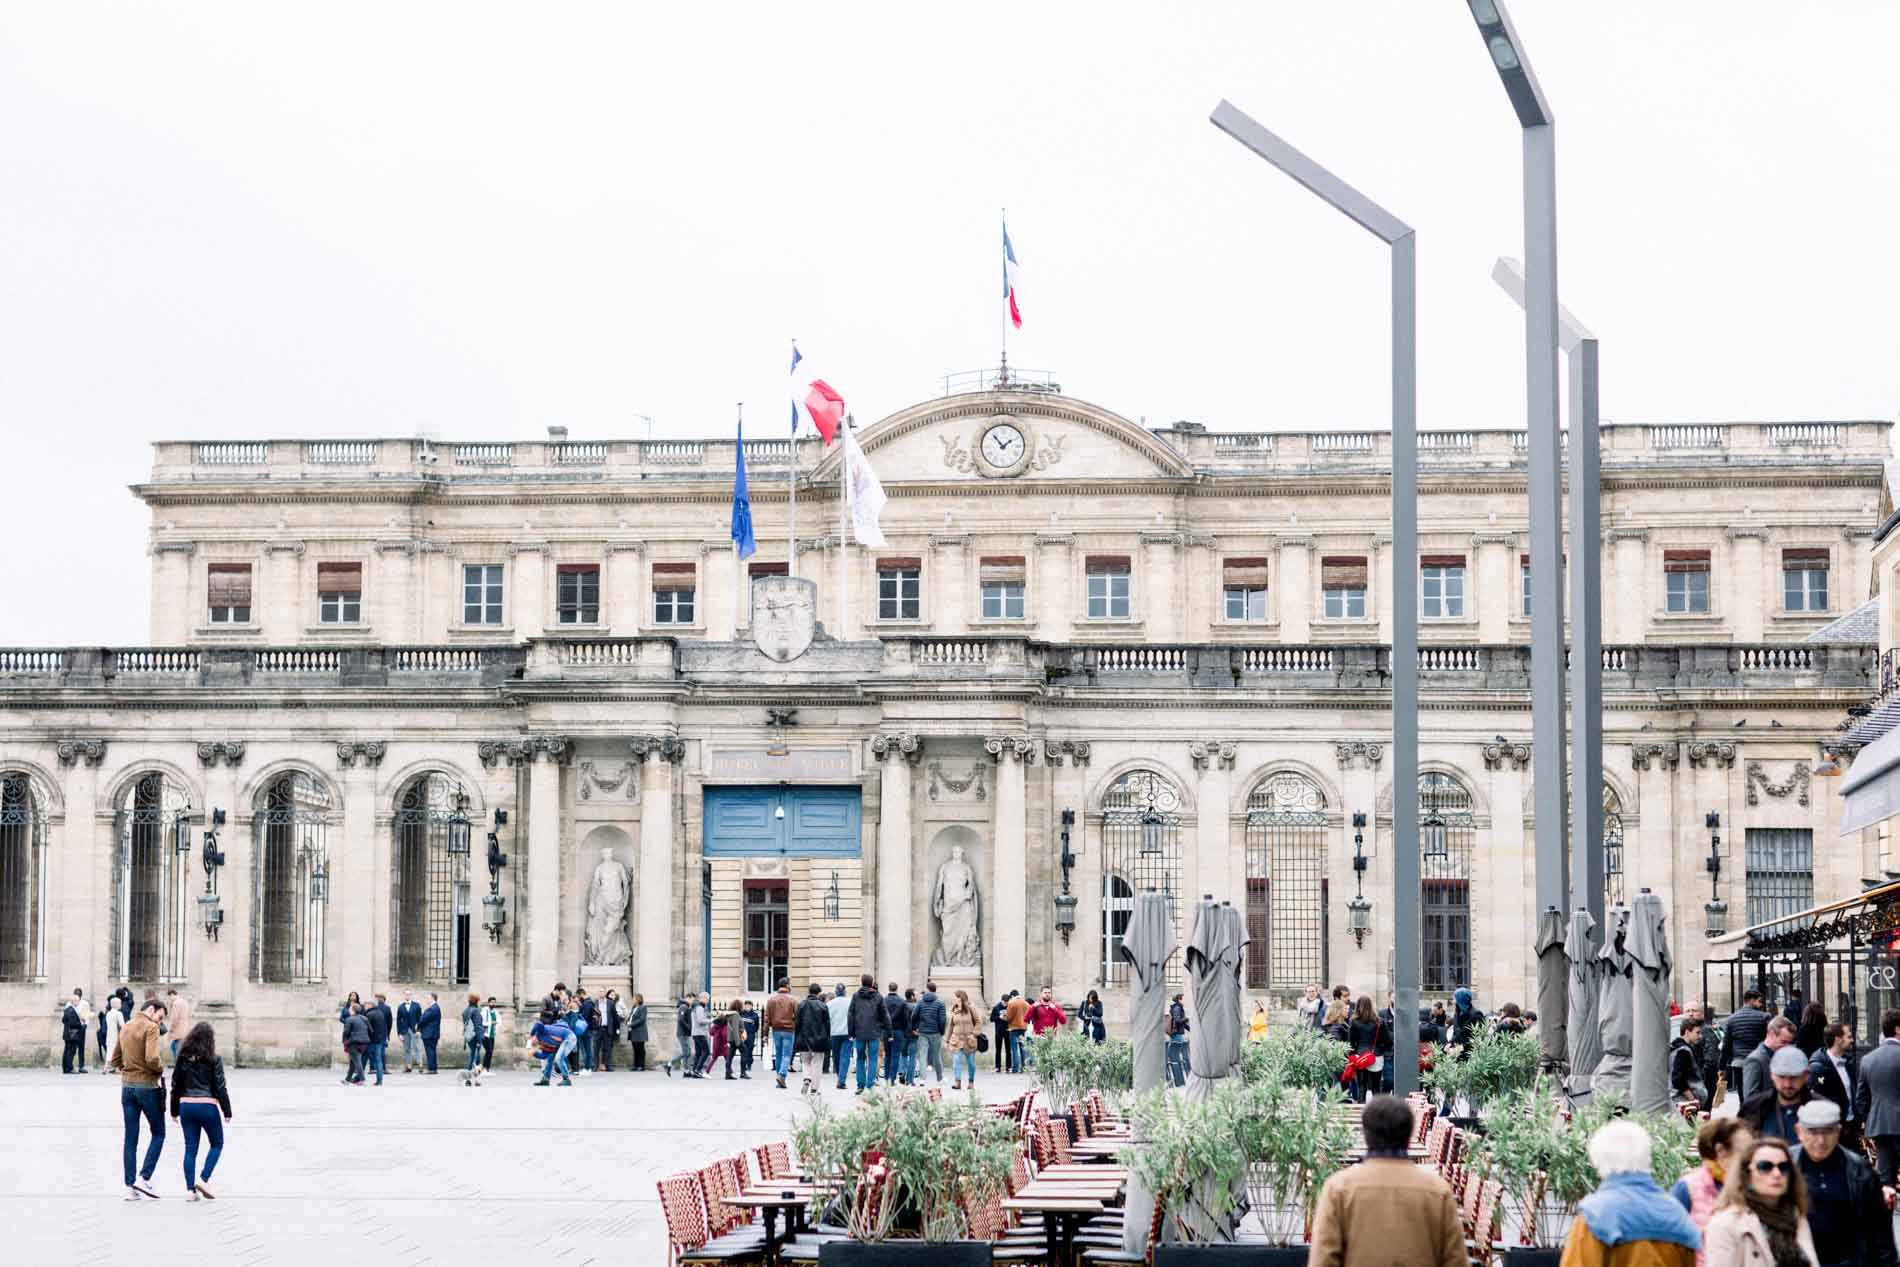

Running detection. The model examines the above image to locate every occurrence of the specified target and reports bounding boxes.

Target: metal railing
[940,367,1063,395]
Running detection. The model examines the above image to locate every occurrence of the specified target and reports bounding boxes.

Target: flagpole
[735,403,746,633]
[999,208,1008,388]
[838,428,849,639]
[788,433,798,582]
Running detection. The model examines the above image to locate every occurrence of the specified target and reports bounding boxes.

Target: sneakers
[124,1188,141,1202]
[534,1078,550,1086]
[195,1182,216,1200]
[187,1189,201,1202]
[132,1178,160,1199]
[559,1077,573,1086]
[664,1063,673,1078]
[776,1076,787,1089]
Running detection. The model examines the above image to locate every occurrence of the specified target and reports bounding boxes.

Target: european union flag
[730,422,757,561]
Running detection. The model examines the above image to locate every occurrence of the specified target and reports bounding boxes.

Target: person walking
[739,998,758,1080]
[1308,1095,1466,1267]
[793,982,830,1094]
[529,1007,572,1086]
[340,1002,370,1085]
[100,995,124,1076]
[946,989,983,1091]
[110,996,168,1200]
[396,989,423,1072]
[168,1022,232,1201]
[459,992,486,1086]
[665,994,693,1077]
[847,974,888,1093]
[1675,1016,1714,1112]
[901,988,923,1084]
[626,993,648,1072]
[1447,987,1480,1054]
[598,989,621,1072]
[1805,1025,1857,1152]
[1080,990,1107,1043]
[714,998,740,1080]
[690,992,713,1078]
[913,981,947,1083]
[1165,993,1190,1088]
[164,989,192,1063]
[62,988,88,1074]
[417,993,442,1074]
[1348,995,1382,1103]
[827,985,852,1089]
[1671,1118,1754,1266]
[989,994,1010,1074]
[1722,990,1773,1097]
[1745,1018,1800,1105]
[765,979,798,1088]
[1743,1047,1815,1144]
[363,992,392,1086]
[1793,1004,1829,1059]
[1247,999,1269,1043]
[881,982,910,1085]
[1005,990,1031,1074]
[1791,1100,1892,1267]
[1558,1119,1701,1267]
[1855,1008,1900,1192]
[1701,1135,1819,1267]
[481,997,501,1071]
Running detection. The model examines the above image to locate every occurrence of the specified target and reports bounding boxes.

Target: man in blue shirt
[396,989,423,1072]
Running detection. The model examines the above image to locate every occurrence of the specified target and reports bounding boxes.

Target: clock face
[980,423,1026,470]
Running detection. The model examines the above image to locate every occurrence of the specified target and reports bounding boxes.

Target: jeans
[482,1036,495,1070]
[1007,1030,1025,1074]
[772,1030,795,1079]
[179,1102,223,1188]
[919,1034,944,1081]
[466,1038,483,1076]
[740,1039,754,1076]
[539,1047,571,1081]
[953,1049,978,1084]
[575,1029,593,1070]
[366,1041,387,1083]
[830,1035,851,1086]
[1165,1036,1189,1088]
[401,1031,422,1068]
[854,1037,880,1090]
[422,1038,438,1073]
[121,1085,165,1187]
[884,1033,909,1082]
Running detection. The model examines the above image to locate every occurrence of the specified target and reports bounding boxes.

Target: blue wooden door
[704,786,861,858]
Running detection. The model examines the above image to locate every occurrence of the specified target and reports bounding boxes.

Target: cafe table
[1002,1194,1108,1267]
[728,1187,813,1267]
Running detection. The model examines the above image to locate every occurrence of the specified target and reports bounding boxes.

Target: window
[1782,548,1829,613]
[877,558,922,621]
[0,774,47,982]
[1421,556,1466,619]
[1086,555,1131,620]
[1663,549,1710,614]
[652,562,697,625]
[1419,772,1475,994]
[743,882,790,994]
[1100,770,1183,986]
[462,564,503,625]
[1222,557,1269,622]
[1518,553,1568,620]
[1243,772,1328,992]
[1320,556,1367,619]
[112,773,192,982]
[317,562,362,624]
[556,565,600,624]
[1603,783,1625,907]
[207,563,252,624]
[979,556,1026,620]
[392,774,470,985]
[253,772,329,984]
[1745,828,1813,928]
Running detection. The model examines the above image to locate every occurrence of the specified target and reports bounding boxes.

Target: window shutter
[1084,554,1131,572]
[555,563,598,575]
[876,557,922,573]
[207,564,252,606]
[1663,549,1711,574]
[651,562,696,592]
[748,561,788,578]
[979,555,1026,585]
[1222,556,1269,588]
[316,562,362,595]
[1420,553,1466,568]
[1520,554,1531,567]
[1320,556,1367,588]
[1781,548,1829,567]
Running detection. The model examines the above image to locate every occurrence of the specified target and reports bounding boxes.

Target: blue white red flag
[789,341,845,445]
[1003,220,1023,329]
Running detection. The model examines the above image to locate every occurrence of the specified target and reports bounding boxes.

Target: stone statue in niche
[931,844,982,970]
[583,845,632,966]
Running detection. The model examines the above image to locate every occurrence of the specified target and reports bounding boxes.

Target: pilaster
[1036,534,1073,642]
[986,735,1035,996]
[1277,536,1313,643]
[632,735,684,1043]
[1187,739,1238,906]
[1472,532,1516,644]
[870,733,922,984]
[1045,740,1092,999]
[333,741,385,992]
[196,740,246,1006]
[1609,529,1648,644]
[517,735,571,994]
[1726,527,1766,643]
[54,740,106,1008]
[606,544,644,636]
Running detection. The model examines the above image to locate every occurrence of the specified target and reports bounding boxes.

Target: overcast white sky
[3,2,1895,645]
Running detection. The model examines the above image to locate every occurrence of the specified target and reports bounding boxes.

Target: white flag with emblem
[840,425,888,548]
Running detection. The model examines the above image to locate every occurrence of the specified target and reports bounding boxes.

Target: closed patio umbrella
[1592,904,1634,1105]
[1626,890,1673,1115]
[1564,908,1602,1105]
[1118,890,1178,1256]
[1175,897,1249,1243]
[1533,906,1568,1074]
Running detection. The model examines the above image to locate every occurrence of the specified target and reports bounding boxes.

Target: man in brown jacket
[1309,1096,1466,1267]
[763,979,798,1088]
[109,997,169,1200]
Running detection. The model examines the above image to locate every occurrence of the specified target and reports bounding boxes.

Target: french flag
[789,342,846,445]
[1003,220,1023,329]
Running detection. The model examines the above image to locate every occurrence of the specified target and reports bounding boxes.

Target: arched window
[253,772,331,984]
[1419,772,1475,994]
[0,774,49,981]
[392,773,470,985]
[1101,769,1183,986]
[1603,784,1626,907]
[1244,772,1328,993]
[112,773,192,982]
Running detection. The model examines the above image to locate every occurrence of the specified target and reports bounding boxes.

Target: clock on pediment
[975,415,1030,478]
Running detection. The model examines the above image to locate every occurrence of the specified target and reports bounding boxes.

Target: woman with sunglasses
[1703,1136,1819,1267]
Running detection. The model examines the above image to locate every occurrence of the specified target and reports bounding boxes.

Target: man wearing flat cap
[1742,1044,1816,1144]
[1793,1098,1896,1267]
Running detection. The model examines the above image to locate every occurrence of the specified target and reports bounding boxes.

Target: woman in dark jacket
[626,994,649,1072]
[793,983,831,1092]
[1079,990,1106,1043]
[1793,1001,1828,1057]
[846,975,889,1092]
[597,990,621,1071]
[340,1004,370,1085]
[1448,987,1481,1056]
[1347,996,1381,1103]
[169,1022,232,1200]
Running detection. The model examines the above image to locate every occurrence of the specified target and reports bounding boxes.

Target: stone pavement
[0,1062,1037,1267]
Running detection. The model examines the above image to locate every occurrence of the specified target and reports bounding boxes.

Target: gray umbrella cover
[1118,891,1178,1255]
[1174,898,1250,1243]
[1592,906,1634,1104]
[1533,908,1569,1072]
[1625,891,1673,1116]
[1564,908,1603,1103]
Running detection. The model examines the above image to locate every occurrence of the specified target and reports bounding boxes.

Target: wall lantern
[310,858,329,904]
[1139,805,1164,856]
[1421,812,1448,862]
[446,789,472,856]
[1055,808,1079,943]
[1348,811,1372,948]
[198,807,227,940]
[484,807,510,943]
[1703,810,1727,937]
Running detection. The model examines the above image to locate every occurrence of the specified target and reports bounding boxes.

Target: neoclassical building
[0,385,1886,1062]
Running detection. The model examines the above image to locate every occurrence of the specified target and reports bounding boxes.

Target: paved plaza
[0,1063,1036,1267]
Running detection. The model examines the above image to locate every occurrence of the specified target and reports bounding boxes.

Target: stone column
[53,741,107,1007]
[195,742,246,1007]
[1609,529,1648,645]
[1726,528,1765,643]
[930,536,968,633]
[333,742,386,991]
[1036,534,1073,641]
[606,544,643,635]
[1143,533,1182,642]
[1481,741,1533,1006]
[150,543,196,644]
[517,736,570,995]
[1473,533,1516,644]
[633,736,683,1026]
[1189,741,1237,905]
[703,544,737,640]
[870,733,921,984]
[1277,536,1313,643]
[1046,742,1093,1003]
[511,545,548,640]
[1334,742,1383,995]
[986,735,1034,996]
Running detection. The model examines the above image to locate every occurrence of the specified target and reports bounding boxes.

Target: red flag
[803,379,845,445]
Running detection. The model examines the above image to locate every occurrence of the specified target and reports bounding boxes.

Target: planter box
[818,1241,991,1266]
[1154,1247,1308,1265]
[1499,1249,1562,1267]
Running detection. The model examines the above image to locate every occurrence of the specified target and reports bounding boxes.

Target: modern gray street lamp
[1209,100,1421,1094]
[1493,255,1605,931]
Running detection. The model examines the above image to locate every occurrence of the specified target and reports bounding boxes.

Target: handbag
[977,1031,990,1053]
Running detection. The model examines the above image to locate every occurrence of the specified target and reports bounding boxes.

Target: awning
[1707,878,1900,953]
[1841,719,1900,835]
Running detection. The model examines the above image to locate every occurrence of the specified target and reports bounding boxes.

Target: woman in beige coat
[944,990,983,1090]
[1700,1136,1818,1267]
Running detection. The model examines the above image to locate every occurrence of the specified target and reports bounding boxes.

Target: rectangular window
[1782,548,1829,613]
[207,563,252,624]
[1085,555,1131,619]
[1520,555,1532,619]
[555,564,600,624]
[1319,555,1367,620]
[461,564,503,625]
[651,562,697,625]
[876,558,922,621]
[743,881,790,995]
[1222,556,1269,622]
[979,556,1026,620]
[1663,549,1711,613]
[1745,828,1813,928]
[317,562,362,624]
[1421,555,1466,619]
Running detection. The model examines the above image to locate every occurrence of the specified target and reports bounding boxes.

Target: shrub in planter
[1029,1027,1134,1105]
[1422,1023,1541,1115]
[1237,1026,1348,1093]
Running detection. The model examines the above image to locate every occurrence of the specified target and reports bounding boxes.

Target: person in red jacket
[1027,987,1067,1036]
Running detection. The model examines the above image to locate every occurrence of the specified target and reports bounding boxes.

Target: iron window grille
[252,772,331,984]
[1744,828,1814,930]
[462,564,504,625]
[1603,784,1626,907]
[1419,772,1475,995]
[392,774,471,985]
[0,774,48,981]
[112,773,192,983]
[1244,772,1329,994]
[1101,770,1183,987]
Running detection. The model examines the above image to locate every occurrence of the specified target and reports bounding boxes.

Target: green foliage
[1421,1023,1541,1109]
[1028,1027,1133,1104]
[1237,1025,1349,1092]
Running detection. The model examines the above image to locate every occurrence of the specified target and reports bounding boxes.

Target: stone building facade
[0,388,1886,1063]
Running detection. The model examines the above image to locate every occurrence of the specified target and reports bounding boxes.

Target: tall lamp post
[1209,101,1420,1093]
